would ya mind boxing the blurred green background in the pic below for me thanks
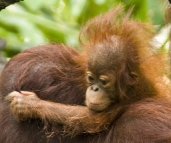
[0,0,170,58]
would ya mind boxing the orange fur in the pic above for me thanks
[1,6,171,143]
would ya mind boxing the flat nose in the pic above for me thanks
[91,85,99,91]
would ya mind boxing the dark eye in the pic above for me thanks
[100,79,107,85]
[87,75,94,82]
[86,71,95,83]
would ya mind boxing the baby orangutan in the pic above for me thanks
[4,6,171,142]
[7,35,124,134]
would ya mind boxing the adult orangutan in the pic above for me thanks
[2,6,171,143]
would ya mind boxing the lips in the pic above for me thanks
[87,101,103,111]
[89,102,100,108]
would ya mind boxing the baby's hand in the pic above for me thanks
[6,91,41,121]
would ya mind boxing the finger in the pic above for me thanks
[9,91,22,97]
[21,91,36,96]
[5,91,22,101]
[5,95,14,102]
[14,114,27,122]
[17,112,28,121]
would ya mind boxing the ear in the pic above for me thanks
[128,72,139,86]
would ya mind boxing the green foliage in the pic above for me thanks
[0,0,167,57]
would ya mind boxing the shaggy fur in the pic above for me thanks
[0,6,171,143]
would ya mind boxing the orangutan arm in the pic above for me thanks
[6,91,89,122]
[6,91,107,135]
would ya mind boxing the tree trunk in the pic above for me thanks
[0,0,23,11]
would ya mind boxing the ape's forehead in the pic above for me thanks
[87,39,125,73]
